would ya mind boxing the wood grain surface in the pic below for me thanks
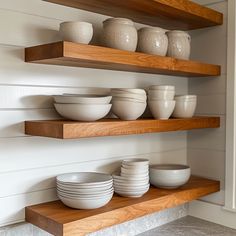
[44,0,223,30]
[25,41,221,77]
[25,176,220,236]
[25,117,220,139]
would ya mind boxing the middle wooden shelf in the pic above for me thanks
[25,41,221,77]
[25,116,220,139]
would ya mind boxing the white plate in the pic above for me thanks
[57,172,112,185]
[53,95,112,104]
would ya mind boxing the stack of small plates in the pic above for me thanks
[112,158,150,198]
[57,172,114,209]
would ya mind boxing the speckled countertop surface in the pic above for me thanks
[138,216,236,236]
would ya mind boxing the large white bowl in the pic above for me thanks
[57,172,112,185]
[60,21,93,44]
[172,100,197,118]
[53,95,112,104]
[148,90,175,100]
[150,164,191,189]
[148,100,175,120]
[54,103,112,121]
[112,100,146,120]
[59,192,113,209]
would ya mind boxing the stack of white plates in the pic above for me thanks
[53,94,112,121]
[148,85,176,120]
[111,88,147,120]
[112,158,150,198]
[57,172,114,209]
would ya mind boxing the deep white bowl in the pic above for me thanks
[112,92,146,100]
[122,158,149,166]
[175,95,197,100]
[115,187,149,198]
[112,100,146,120]
[121,172,149,178]
[172,100,197,118]
[54,103,112,121]
[53,95,112,104]
[112,88,146,95]
[150,164,191,189]
[121,167,148,175]
[148,90,175,100]
[57,172,112,185]
[112,97,146,103]
[58,192,113,209]
[148,85,175,91]
[148,100,175,120]
[60,21,93,44]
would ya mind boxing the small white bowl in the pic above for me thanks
[148,100,175,120]
[148,90,175,100]
[53,95,112,104]
[60,21,93,44]
[112,92,146,101]
[112,172,149,182]
[57,185,113,194]
[58,192,113,209]
[112,97,146,103]
[54,103,112,121]
[150,164,191,189]
[122,158,149,166]
[148,85,175,91]
[114,185,149,192]
[121,167,148,175]
[172,100,197,118]
[112,88,146,95]
[112,100,146,120]
[175,95,197,100]
[115,187,149,198]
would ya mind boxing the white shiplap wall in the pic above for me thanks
[188,0,227,205]
[0,0,188,229]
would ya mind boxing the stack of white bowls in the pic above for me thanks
[111,89,147,120]
[57,172,114,209]
[148,85,176,119]
[172,95,197,118]
[53,94,112,121]
[112,159,150,198]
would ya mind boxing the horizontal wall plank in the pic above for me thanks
[0,149,186,198]
[0,133,186,173]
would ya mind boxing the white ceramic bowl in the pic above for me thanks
[121,172,149,178]
[122,158,149,166]
[121,164,149,171]
[148,100,175,120]
[172,100,197,118]
[54,103,112,121]
[114,185,149,192]
[112,172,149,182]
[148,85,175,91]
[53,95,112,104]
[149,164,191,189]
[114,187,149,198]
[58,192,113,209]
[112,95,146,102]
[112,97,146,104]
[148,90,175,100]
[113,180,149,186]
[112,100,146,120]
[57,172,112,185]
[175,95,197,100]
[60,21,93,44]
[121,167,148,175]
[112,88,146,95]
[57,185,113,194]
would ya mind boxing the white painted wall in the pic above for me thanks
[188,0,227,205]
[0,0,188,231]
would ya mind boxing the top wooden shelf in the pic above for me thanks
[44,0,223,30]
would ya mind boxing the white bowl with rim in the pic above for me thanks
[148,85,175,91]
[148,100,175,120]
[150,164,191,189]
[172,100,197,118]
[60,21,93,44]
[121,167,148,175]
[58,192,113,209]
[111,88,146,95]
[112,100,146,120]
[148,90,175,100]
[122,158,149,166]
[53,95,112,104]
[54,103,112,121]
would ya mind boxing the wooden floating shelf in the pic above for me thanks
[25,41,221,77]
[25,117,220,139]
[26,176,220,236]
[44,0,223,30]
[25,42,220,77]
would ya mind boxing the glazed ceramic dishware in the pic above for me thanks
[148,100,176,120]
[103,18,138,51]
[172,95,197,118]
[148,90,175,100]
[166,30,191,60]
[56,172,114,209]
[149,164,191,189]
[148,85,175,91]
[59,21,93,44]
[53,95,112,104]
[54,103,112,121]
[112,100,146,120]
[138,27,168,56]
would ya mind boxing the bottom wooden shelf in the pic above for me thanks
[26,176,220,236]
[25,117,220,139]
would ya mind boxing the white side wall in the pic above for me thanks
[0,0,188,234]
